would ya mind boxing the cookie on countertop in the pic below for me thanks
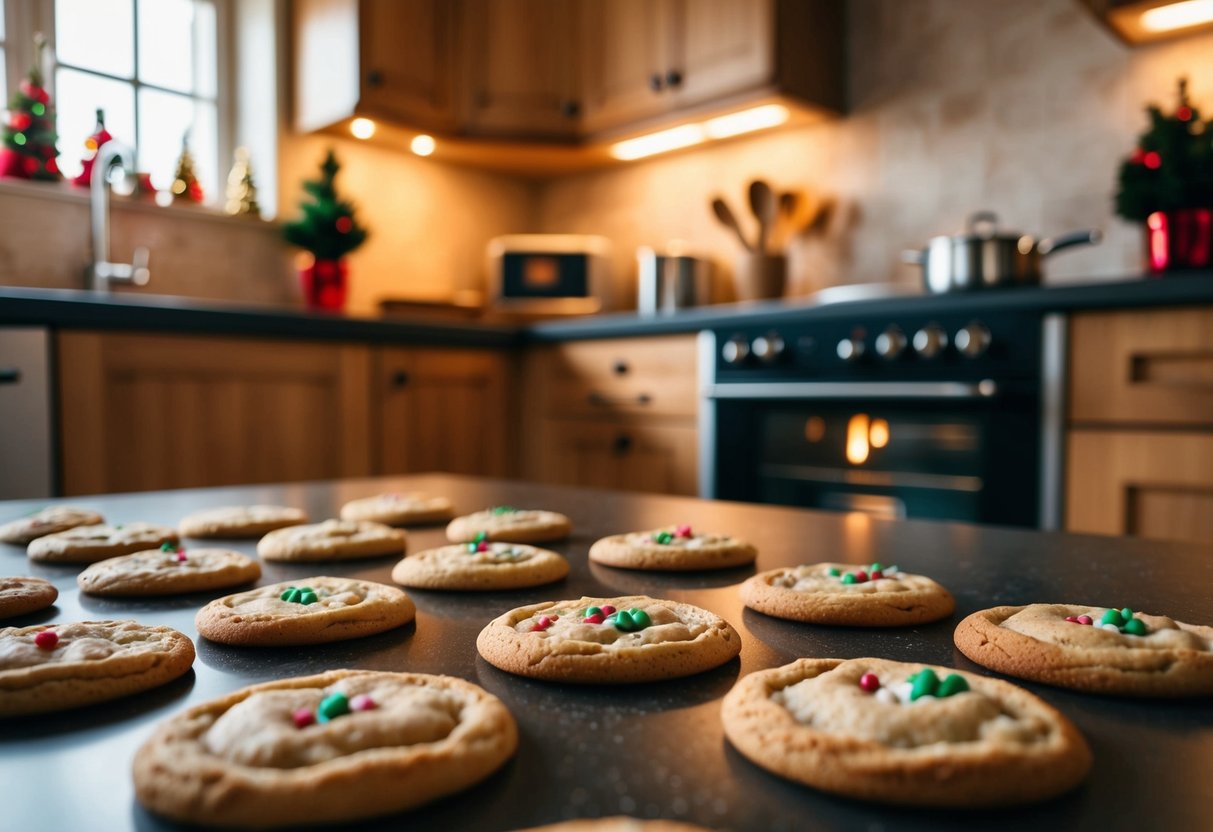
[179,505,308,539]
[0,577,58,620]
[27,522,179,564]
[133,669,517,829]
[954,603,1213,697]
[0,506,104,545]
[77,543,261,597]
[447,507,571,544]
[740,561,955,626]
[392,540,569,591]
[257,519,406,562]
[0,620,195,717]
[340,492,454,527]
[477,595,740,684]
[721,657,1091,807]
[589,525,756,571]
[195,576,416,646]
[515,819,714,832]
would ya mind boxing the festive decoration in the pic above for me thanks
[0,34,61,181]
[1146,208,1212,271]
[71,109,114,187]
[858,672,881,693]
[170,133,205,203]
[466,531,490,553]
[491,506,516,515]
[652,531,675,544]
[317,692,351,723]
[224,146,261,216]
[279,586,319,605]
[838,563,898,584]
[160,541,187,561]
[907,668,969,701]
[34,629,59,650]
[530,614,558,632]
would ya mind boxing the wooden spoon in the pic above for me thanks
[748,180,776,253]
[711,196,752,252]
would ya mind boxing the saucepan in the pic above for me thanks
[903,211,1102,293]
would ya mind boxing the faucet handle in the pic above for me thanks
[131,246,150,286]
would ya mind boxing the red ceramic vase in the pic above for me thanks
[300,257,348,311]
[1146,209,1213,273]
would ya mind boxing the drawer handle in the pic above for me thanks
[0,367,20,384]
[390,370,410,389]
[588,392,651,407]
[612,433,633,455]
[612,360,630,376]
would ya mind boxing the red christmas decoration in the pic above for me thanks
[1143,151,1162,169]
[0,34,61,181]
[72,109,115,187]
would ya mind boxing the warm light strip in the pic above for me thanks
[1140,0,1213,31]
[703,104,789,139]
[411,134,436,156]
[609,124,705,160]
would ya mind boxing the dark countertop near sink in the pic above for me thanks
[3,274,1213,346]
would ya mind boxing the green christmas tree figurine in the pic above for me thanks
[283,149,369,259]
[224,147,261,217]
[170,133,204,203]
[0,33,61,181]
[1115,78,1213,221]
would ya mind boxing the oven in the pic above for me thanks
[699,309,1065,528]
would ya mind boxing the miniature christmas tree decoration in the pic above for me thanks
[224,147,261,217]
[170,133,205,204]
[0,33,62,181]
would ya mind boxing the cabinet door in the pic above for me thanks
[538,419,698,496]
[579,0,673,135]
[1066,429,1213,545]
[359,0,457,130]
[377,348,512,477]
[57,333,372,495]
[458,0,581,138]
[667,0,774,107]
[540,335,699,419]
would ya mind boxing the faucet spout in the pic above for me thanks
[88,142,150,292]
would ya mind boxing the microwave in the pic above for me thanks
[487,234,613,314]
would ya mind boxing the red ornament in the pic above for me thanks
[1177,106,1193,122]
[1129,147,1146,164]
[335,216,353,234]
[19,80,49,105]
[300,257,349,311]
[45,158,58,174]
[1143,151,1162,170]
[11,113,31,131]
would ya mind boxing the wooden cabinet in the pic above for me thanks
[579,0,674,134]
[1065,308,1213,545]
[358,0,457,131]
[523,335,699,496]
[667,0,775,110]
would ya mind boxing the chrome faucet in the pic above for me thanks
[88,141,150,291]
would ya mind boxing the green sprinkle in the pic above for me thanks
[1122,618,1147,636]
[279,587,298,602]
[491,506,515,515]
[628,608,652,629]
[1100,609,1125,627]
[474,531,488,543]
[160,542,177,552]
[298,589,319,605]
[841,573,856,585]
[584,606,602,618]
[870,562,883,572]
[1120,607,1134,620]
[827,567,841,577]
[612,610,636,631]
[909,669,940,701]
[936,674,969,698]
[316,692,350,723]
[652,531,674,544]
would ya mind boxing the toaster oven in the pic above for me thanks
[487,234,613,314]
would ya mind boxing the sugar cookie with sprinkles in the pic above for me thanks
[77,543,261,597]
[446,506,571,544]
[589,525,757,571]
[133,669,517,829]
[340,492,455,526]
[257,519,407,562]
[0,506,103,545]
[476,594,740,683]
[954,603,1213,697]
[721,657,1091,807]
[740,562,954,626]
[26,522,179,564]
[392,539,568,590]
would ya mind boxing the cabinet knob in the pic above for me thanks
[561,99,581,118]
[612,360,629,376]
[649,73,665,92]
[390,370,410,389]
[612,434,633,455]
[367,69,384,88]
[665,69,683,89]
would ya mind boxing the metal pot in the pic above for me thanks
[903,211,1102,293]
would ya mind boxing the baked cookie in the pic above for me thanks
[721,657,1091,807]
[27,522,179,564]
[0,620,195,717]
[0,506,104,545]
[392,541,569,591]
[133,669,517,829]
[340,492,455,526]
[740,562,954,626]
[257,520,407,562]
[954,603,1213,697]
[515,820,713,832]
[77,544,261,597]
[195,576,416,646]
[447,507,571,544]
[179,505,308,539]
[0,577,58,620]
[589,525,756,571]
[477,595,740,684]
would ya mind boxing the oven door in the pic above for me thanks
[705,381,1040,526]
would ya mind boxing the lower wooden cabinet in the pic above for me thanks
[536,419,698,496]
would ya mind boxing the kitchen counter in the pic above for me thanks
[2,474,1209,831]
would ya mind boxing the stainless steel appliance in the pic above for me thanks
[0,327,54,499]
[487,234,613,315]
[636,246,713,314]
[699,309,1064,527]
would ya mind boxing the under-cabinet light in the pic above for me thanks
[609,124,705,160]
[703,104,789,139]
[1140,0,1213,31]
[411,134,436,156]
[350,118,376,140]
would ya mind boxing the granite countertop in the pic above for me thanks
[1,473,1210,831]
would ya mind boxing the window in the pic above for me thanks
[52,0,223,201]
[0,0,8,103]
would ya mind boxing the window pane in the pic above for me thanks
[0,48,6,110]
[138,87,217,200]
[0,0,6,40]
[55,0,134,78]
[55,67,136,181]
[138,0,202,94]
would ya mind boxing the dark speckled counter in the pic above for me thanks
[1,475,1210,831]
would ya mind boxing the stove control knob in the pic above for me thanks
[751,333,785,363]
[912,324,948,359]
[874,326,907,360]
[955,322,992,358]
[721,336,750,365]
[836,336,866,362]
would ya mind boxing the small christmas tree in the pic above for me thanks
[71,109,114,187]
[282,150,368,259]
[1116,78,1213,221]
[0,34,61,181]
[170,133,204,203]
[224,147,261,217]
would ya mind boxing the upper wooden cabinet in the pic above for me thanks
[358,0,458,131]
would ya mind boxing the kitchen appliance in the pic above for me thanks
[487,234,612,315]
[700,309,1064,528]
[904,212,1101,293]
[637,246,713,315]
[0,327,54,499]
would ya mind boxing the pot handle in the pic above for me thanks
[1038,229,1103,256]
[901,249,925,266]
[967,211,1000,238]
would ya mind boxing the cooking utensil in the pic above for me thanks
[711,197,752,252]
[748,180,776,252]
[903,211,1102,293]
[772,191,800,249]
[637,246,714,315]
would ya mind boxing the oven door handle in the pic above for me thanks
[701,380,998,400]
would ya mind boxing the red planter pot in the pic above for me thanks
[300,257,348,311]
[1146,209,1213,273]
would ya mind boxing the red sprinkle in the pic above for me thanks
[476,541,488,552]
[350,694,377,712]
[531,615,554,632]
[292,707,315,728]
[675,524,692,538]
[583,613,605,625]
[1065,616,1079,623]
[34,630,58,650]
[175,551,188,562]
[854,570,869,583]
[1077,615,1093,625]
[870,569,883,580]
[600,605,617,615]
[859,672,881,692]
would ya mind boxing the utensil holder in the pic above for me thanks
[733,252,787,301]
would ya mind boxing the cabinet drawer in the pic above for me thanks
[537,418,698,496]
[1070,308,1213,427]
[542,336,698,418]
